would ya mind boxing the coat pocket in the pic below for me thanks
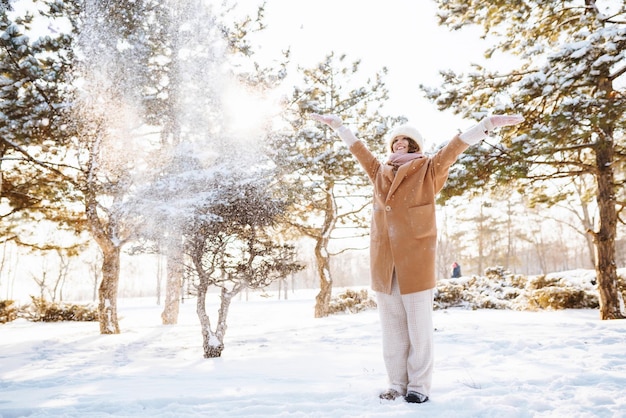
[406,203,437,239]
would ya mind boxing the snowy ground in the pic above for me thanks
[1,290,625,418]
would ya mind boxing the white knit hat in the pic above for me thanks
[388,124,424,153]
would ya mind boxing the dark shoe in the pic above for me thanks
[404,391,429,403]
[379,389,403,400]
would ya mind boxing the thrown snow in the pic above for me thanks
[1,290,625,417]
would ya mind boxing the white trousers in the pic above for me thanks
[376,275,434,396]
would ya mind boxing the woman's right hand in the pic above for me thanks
[310,113,343,130]
[309,113,358,146]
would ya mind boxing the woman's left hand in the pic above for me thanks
[488,115,525,128]
[460,114,525,145]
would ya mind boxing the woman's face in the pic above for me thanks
[392,136,412,154]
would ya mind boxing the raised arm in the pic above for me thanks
[311,112,524,148]
[309,113,359,146]
[459,115,525,145]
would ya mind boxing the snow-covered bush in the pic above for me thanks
[434,281,466,307]
[618,274,626,302]
[332,268,618,313]
[435,267,528,310]
[435,267,602,311]
[22,297,98,322]
[527,275,561,290]
[527,287,597,310]
[0,300,18,324]
[526,272,599,310]
[328,289,377,315]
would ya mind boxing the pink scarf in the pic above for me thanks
[386,152,424,170]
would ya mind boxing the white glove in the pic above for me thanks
[459,115,524,145]
[309,113,358,146]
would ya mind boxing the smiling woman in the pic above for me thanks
[310,111,523,403]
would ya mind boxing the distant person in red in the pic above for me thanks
[310,112,523,404]
[452,262,462,278]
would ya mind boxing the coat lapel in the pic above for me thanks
[383,164,395,183]
[387,160,415,199]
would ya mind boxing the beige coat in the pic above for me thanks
[349,136,469,295]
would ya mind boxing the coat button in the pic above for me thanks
[385,205,391,211]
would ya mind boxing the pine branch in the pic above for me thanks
[609,64,626,82]
[0,137,69,179]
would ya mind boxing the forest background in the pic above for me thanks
[0,0,625,336]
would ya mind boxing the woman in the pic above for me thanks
[310,112,523,404]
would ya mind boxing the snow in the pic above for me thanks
[2,289,626,417]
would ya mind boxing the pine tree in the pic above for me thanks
[424,0,625,319]
[0,2,84,260]
[68,0,168,334]
[268,53,399,317]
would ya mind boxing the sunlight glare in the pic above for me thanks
[221,81,280,139]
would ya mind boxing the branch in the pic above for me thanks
[617,201,625,225]
[10,236,84,252]
[609,64,626,82]
[1,137,72,180]
[597,9,625,24]
[329,245,368,256]
[336,201,370,219]
[486,143,596,174]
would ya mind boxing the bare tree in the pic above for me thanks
[185,169,302,358]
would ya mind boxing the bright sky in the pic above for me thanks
[245,0,491,149]
[12,0,491,147]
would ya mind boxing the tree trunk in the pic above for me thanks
[477,202,485,274]
[574,181,598,268]
[98,245,121,334]
[203,340,224,358]
[284,277,289,300]
[161,238,183,325]
[314,182,336,318]
[505,199,513,271]
[593,131,624,320]
[156,253,163,305]
[197,282,233,358]
[314,240,333,318]
[86,194,123,334]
